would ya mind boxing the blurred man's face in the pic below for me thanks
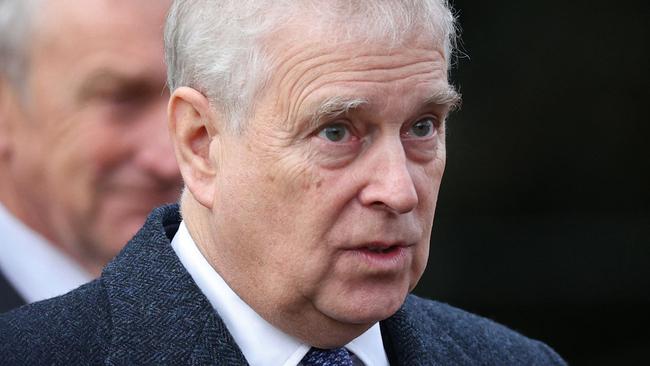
[2,0,180,274]
[206,28,456,341]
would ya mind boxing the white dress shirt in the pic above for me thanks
[0,203,92,303]
[171,221,390,366]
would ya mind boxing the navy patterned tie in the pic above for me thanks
[301,347,354,366]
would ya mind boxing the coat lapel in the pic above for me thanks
[381,296,473,365]
[101,205,249,365]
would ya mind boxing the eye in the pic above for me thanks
[407,117,437,138]
[317,122,352,143]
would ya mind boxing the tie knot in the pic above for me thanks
[301,347,354,366]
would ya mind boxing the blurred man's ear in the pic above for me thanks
[168,87,221,209]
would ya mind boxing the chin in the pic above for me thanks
[321,287,409,326]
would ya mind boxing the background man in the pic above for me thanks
[0,1,565,364]
[0,0,181,311]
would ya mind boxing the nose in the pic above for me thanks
[358,139,419,214]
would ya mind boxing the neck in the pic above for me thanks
[0,175,98,277]
[0,174,52,244]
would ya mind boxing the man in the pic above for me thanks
[0,0,181,311]
[0,1,566,364]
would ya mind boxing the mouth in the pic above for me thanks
[362,244,402,255]
[346,242,413,271]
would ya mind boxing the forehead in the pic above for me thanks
[34,0,169,49]
[261,28,452,129]
[26,0,169,92]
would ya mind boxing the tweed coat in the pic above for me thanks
[0,205,565,365]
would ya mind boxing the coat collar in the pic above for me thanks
[381,295,474,365]
[101,204,249,365]
[99,204,460,365]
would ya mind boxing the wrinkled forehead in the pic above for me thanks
[256,34,454,134]
[257,10,449,96]
[254,3,451,106]
[261,3,446,61]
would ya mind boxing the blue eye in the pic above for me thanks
[318,123,351,142]
[408,118,436,138]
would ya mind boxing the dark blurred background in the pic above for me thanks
[414,0,649,364]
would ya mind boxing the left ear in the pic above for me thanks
[167,87,222,209]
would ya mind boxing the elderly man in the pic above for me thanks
[0,1,565,364]
[0,0,181,311]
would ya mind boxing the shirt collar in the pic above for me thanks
[171,220,389,366]
[0,203,92,303]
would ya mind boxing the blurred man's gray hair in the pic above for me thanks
[0,0,41,91]
[164,0,458,133]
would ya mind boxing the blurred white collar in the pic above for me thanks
[171,220,389,366]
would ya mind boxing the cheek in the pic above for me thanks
[267,143,324,194]
[214,147,313,249]
[413,158,444,214]
[39,117,90,185]
[50,113,130,211]
[410,157,443,279]
[232,150,337,264]
[409,241,430,291]
[240,148,332,241]
[83,117,134,172]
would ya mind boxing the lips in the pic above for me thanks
[363,243,403,254]
[366,246,396,254]
[353,241,412,251]
[345,241,413,271]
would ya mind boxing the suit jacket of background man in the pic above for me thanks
[0,270,25,313]
[0,205,566,365]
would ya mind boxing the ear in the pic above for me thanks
[168,87,221,209]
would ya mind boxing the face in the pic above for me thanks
[2,0,180,274]
[203,29,457,337]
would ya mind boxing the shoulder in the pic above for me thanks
[0,205,185,365]
[399,295,566,365]
[0,278,110,365]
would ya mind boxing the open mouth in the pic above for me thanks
[365,245,400,254]
[350,243,410,269]
[342,241,412,271]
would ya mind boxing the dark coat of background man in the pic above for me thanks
[1,1,566,365]
[0,0,182,311]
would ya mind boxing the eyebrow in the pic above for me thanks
[304,83,462,130]
[309,96,369,128]
[424,84,462,112]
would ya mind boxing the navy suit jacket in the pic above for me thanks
[0,269,25,313]
[0,205,565,365]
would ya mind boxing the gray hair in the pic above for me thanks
[0,0,41,90]
[165,0,458,132]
